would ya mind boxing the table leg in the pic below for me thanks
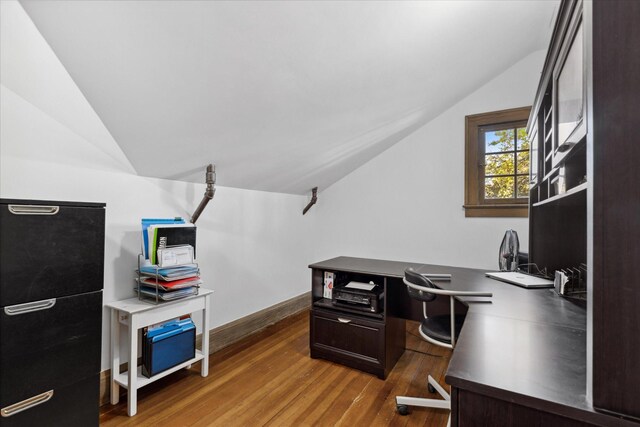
[127,315,138,416]
[110,309,120,405]
[202,295,210,377]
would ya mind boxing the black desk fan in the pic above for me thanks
[499,229,520,271]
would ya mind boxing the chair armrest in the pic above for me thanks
[420,273,452,281]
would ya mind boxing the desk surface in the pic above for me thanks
[309,257,627,426]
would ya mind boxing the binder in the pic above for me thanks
[142,318,196,378]
[141,218,185,259]
[148,225,197,265]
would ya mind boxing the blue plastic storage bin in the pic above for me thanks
[142,318,196,378]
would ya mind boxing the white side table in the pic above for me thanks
[105,288,213,416]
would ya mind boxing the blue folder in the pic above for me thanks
[142,318,195,378]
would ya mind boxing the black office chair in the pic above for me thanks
[396,268,492,425]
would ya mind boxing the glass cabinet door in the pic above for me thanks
[554,19,586,154]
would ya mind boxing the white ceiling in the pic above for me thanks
[20,0,557,195]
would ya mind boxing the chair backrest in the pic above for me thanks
[404,268,437,303]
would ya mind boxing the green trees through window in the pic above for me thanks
[482,127,529,200]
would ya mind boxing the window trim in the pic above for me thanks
[464,106,531,218]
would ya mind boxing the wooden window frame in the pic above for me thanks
[464,106,531,218]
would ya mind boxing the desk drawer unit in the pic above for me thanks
[310,309,385,378]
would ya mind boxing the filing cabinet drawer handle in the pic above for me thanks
[1,390,54,417]
[337,318,352,324]
[4,299,56,316]
[8,204,60,215]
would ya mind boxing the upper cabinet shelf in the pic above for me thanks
[532,182,586,207]
[528,1,586,206]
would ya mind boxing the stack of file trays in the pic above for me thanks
[135,260,200,302]
[142,318,195,378]
[137,218,202,304]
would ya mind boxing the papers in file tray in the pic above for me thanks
[135,285,199,301]
[157,245,194,267]
[136,276,202,291]
[139,264,199,281]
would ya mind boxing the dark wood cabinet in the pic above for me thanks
[590,0,640,419]
[310,309,386,377]
[527,0,640,422]
[456,390,599,427]
[308,266,405,379]
[0,199,105,426]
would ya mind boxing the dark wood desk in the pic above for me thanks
[309,256,636,427]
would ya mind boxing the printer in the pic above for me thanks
[332,281,383,313]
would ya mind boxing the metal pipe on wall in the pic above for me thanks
[302,187,318,215]
[190,164,216,224]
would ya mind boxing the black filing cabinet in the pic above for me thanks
[0,199,105,426]
[311,308,386,376]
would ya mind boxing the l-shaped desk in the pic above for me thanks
[309,257,634,427]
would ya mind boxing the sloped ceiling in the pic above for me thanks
[20,0,557,194]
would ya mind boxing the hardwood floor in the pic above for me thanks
[100,311,451,426]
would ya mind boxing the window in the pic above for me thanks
[483,125,529,200]
[464,107,531,217]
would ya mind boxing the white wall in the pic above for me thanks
[0,1,314,371]
[1,0,544,374]
[312,50,546,270]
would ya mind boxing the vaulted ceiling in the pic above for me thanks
[20,0,557,194]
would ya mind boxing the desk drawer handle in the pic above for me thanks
[1,390,54,417]
[337,318,352,324]
[8,204,60,215]
[4,299,56,316]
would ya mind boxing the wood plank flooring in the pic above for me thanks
[100,311,450,426]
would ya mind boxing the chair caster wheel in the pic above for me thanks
[396,404,410,416]
[428,383,436,393]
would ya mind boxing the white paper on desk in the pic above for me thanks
[345,281,376,291]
